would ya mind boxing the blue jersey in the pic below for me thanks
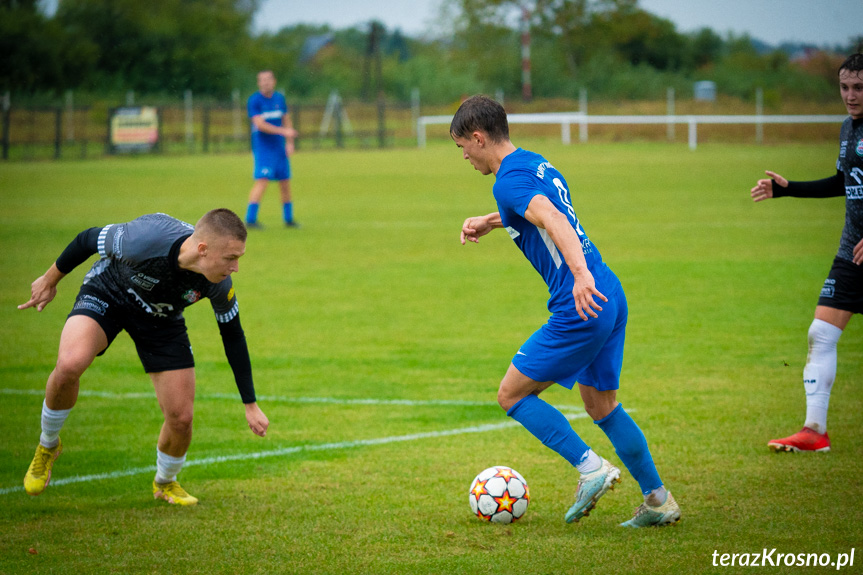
[493,148,619,313]
[248,91,288,154]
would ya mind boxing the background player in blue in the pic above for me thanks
[19,209,270,506]
[751,53,863,453]
[452,95,680,527]
[246,70,299,228]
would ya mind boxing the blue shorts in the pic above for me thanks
[253,150,290,181]
[512,287,627,391]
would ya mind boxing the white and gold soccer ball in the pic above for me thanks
[468,466,530,523]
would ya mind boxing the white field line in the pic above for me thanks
[0,387,586,412]
[0,411,600,496]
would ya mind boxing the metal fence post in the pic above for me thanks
[377,96,386,148]
[755,87,764,144]
[688,117,697,150]
[667,87,675,141]
[54,107,62,159]
[184,90,194,153]
[335,97,343,148]
[579,89,588,143]
[1,92,10,160]
[203,105,210,153]
[106,107,113,154]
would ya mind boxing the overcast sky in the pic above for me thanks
[253,0,862,48]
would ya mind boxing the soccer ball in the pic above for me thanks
[468,466,530,523]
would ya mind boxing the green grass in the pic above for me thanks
[1,141,861,574]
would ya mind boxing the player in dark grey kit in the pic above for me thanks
[20,209,269,504]
[751,53,863,453]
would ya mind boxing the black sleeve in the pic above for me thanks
[55,227,101,274]
[218,314,256,404]
[774,171,845,199]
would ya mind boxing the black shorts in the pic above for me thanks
[817,257,863,315]
[68,285,195,373]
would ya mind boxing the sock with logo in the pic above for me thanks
[803,318,842,434]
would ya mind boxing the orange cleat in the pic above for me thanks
[768,427,830,453]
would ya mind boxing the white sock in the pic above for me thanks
[803,319,842,434]
[40,399,71,449]
[155,449,186,484]
[576,449,602,474]
[645,486,668,507]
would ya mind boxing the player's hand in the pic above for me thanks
[750,170,788,202]
[460,215,493,245]
[853,237,863,265]
[18,274,58,312]
[572,271,607,321]
[244,402,270,437]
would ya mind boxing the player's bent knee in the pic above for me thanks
[164,410,194,435]
[53,352,93,382]
[498,386,527,412]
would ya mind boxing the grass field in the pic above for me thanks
[1,139,861,574]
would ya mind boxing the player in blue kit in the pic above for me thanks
[751,53,863,453]
[246,70,299,228]
[452,95,680,527]
[19,210,270,505]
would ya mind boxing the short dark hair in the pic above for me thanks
[839,53,863,74]
[450,95,510,143]
[196,208,247,242]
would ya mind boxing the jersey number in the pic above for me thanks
[553,178,585,237]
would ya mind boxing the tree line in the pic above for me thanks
[2,0,859,105]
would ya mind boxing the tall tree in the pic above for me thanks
[0,1,97,93]
[56,0,258,95]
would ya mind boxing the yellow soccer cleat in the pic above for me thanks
[153,480,198,506]
[24,438,63,496]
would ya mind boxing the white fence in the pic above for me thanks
[417,112,847,150]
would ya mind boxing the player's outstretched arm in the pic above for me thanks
[460,212,501,245]
[751,170,788,202]
[18,263,66,312]
[244,402,269,437]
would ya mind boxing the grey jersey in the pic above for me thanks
[837,118,863,262]
[82,213,238,323]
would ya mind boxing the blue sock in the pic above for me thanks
[246,203,259,224]
[595,403,662,494]
[507,395,590,467]
[283,202,293,224]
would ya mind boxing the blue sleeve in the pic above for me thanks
[494,172,542,218]
[247,94,260,119]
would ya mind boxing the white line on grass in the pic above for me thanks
[0,412,596,496]
[0,388,586,412]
